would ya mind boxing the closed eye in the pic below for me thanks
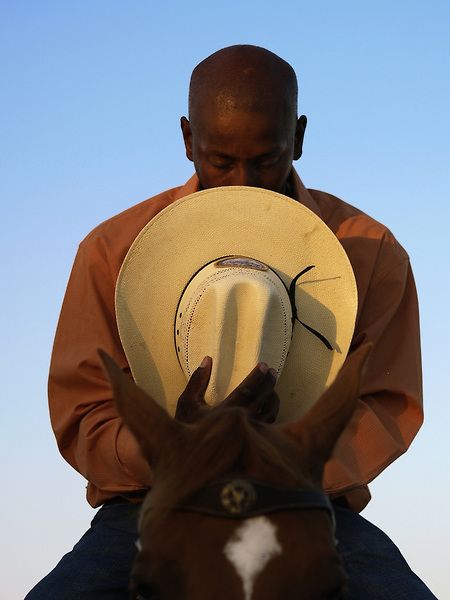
[208,154,234,169]
[211,162,232,170]
[256,155,280,168]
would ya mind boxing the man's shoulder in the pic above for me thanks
[309,188,409,276]
[309,188,386,235]
[72,184,184,275]
[77,184,182,270]
[84,185,181,245]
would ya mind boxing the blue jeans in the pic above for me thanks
[25,501,437,599]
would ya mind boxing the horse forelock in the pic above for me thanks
[144,407,303,525]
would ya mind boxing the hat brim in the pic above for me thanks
[116,186,357,423]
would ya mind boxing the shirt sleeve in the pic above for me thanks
[48,233,153,504]
[322,245,423,507]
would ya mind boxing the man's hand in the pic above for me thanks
[175,356,279,424]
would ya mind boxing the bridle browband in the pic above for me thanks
[176,478,336,531]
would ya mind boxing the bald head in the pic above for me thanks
[181,45,306,194]
[189,45,298,124]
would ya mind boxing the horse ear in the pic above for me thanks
[98,349,185,466]
[282,343,372,482]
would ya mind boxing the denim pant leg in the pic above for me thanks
[334,505,438,600]
[24,501,438,600]
[25,502,141,600]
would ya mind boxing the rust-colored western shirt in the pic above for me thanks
[49,171,423,511]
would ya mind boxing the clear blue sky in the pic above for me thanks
[1,2,449,598]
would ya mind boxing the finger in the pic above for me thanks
[243,369,279,421]
[225,362,270,407]
[179,356,212,405]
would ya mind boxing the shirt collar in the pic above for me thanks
[289,169,322,218]
[174,169,322,219]
[173,174,200,201]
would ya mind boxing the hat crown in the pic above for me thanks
[176,259,293,405]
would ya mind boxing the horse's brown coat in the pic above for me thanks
[100,343,371,600]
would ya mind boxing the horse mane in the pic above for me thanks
[146,407,302,524]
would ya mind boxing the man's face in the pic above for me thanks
[181,105,306,194]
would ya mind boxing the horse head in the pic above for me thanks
[100,344,370,600]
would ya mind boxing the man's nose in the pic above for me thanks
[232,165,260,187]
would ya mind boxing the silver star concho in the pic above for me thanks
[220,480,257,515]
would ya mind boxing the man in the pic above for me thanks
[26,46,435,598]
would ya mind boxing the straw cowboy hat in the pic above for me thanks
[116,186,357,423]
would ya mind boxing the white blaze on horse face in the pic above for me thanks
[223,517,282,600]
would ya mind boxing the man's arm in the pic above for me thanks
[323,251,423,511]
[49,235,153,506]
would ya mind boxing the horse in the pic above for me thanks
[100,343,370,600]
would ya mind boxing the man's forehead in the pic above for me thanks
[194,107,291,146]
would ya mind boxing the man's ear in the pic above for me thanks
[98,349,186,467]
[293,115,307,160]
[281,343,372,483]
[180,116,193,161]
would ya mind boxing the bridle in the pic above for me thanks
[176,477,336,532]
[133,479,336,599]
